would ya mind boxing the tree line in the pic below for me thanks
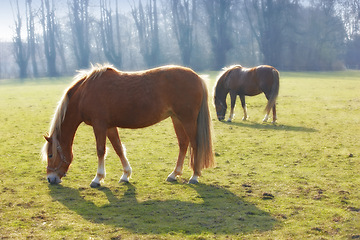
[4,0,360,79]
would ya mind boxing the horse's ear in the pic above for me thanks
[44,135,52,143]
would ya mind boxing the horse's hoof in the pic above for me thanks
[119,179,129,183]
[90,182,101,188]
[227,119,232,122]
[166,176,177,182]
[188,179,199,184]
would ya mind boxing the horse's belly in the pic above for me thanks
[116,117,168,129]
[245,89,262,96]
[111,109,170,129]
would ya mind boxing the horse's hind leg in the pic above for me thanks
[179,120,200,184]
[272,104,277,123]
[107,127,132,183]
[167,118,189,182]
[263,113,270,122]
[263,93,277,123]
[262,93,271,122]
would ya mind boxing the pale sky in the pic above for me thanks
[0,1,15,42]
[0,0,134,42]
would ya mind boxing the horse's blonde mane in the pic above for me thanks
[216,65,242,85]
[74,63,115,82]
[41,85,70,162]
[42,63,114,162]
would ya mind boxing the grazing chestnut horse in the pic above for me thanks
[42,64,214,187]
[214,65,279,123]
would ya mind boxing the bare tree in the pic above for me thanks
[100,0,122,68]
[310,0,346,69]
[131,0,160,67]
[40,0,58,77]
[338,0,360,40]
[171,0,196,66]
[12,0,29,79]
[244,0,291,68]
[202,0,233,70]
[339,0,360,68]
[27,0,38,77]
[54,18,68,74]
[69,0,90,69]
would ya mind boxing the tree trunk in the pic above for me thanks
[69,0,90,69]
[41,0,58,77]
[13,0,29,79]
[131,0,160,68]
[203,0,233,70]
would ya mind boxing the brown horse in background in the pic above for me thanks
[42,64,214,187]
[214,65,279,123]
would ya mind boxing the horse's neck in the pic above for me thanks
[218,77,230,96]
[58,107,82,151]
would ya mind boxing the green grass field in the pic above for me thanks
[0,71,359,239]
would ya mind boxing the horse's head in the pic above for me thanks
[43,135,71,184]
[214,96,227,121]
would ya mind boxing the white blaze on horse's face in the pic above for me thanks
[44,136,68,184]
[46,151,63,184]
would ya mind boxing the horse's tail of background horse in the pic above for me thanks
[191,78,215,176]
[265,69,280,113]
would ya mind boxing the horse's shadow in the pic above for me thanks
[49,183,278,235]
[224,120,317,132]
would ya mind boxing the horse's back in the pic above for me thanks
[226,65,278,96]
[255,65,277,78]
[77,65,205,128]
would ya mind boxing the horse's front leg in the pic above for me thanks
[167,118,189,182]
[90,126,107,188]
[228,91,237,122]
[240,95,248,121]
[107,128,132,183]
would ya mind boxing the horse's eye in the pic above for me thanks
[48,154,53,158]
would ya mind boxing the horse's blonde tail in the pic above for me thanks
[265,69,280,113]
[192,80,215,176]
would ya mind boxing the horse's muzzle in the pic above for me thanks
[47,173,62,184]
[217,116,225,121]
